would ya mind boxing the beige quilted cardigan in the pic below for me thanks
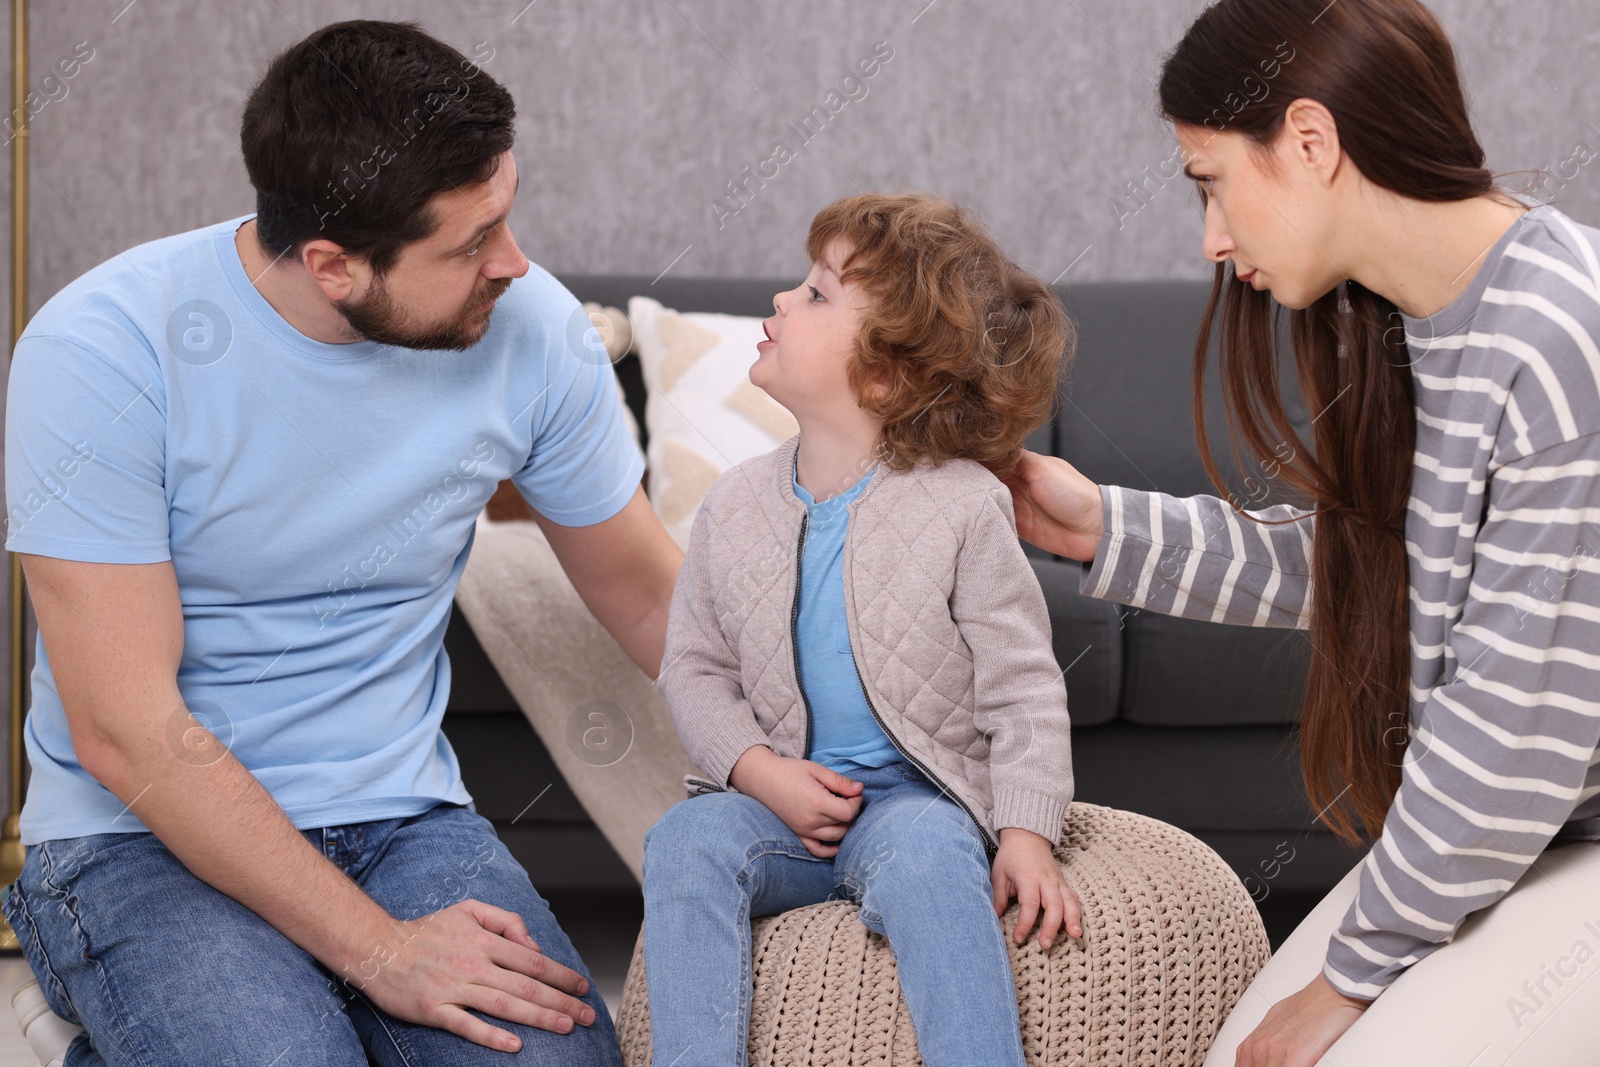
[655,434,1074,849]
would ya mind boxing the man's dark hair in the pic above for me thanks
[240,19,515,277]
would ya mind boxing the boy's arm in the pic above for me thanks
[949,485,1075,843]
[655,490,776,788]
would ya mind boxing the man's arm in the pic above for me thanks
[532,485,683,679]
[21,553,597,1053]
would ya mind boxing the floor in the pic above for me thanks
[0,892,643,1065]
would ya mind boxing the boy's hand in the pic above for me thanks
[991,827,1083,949]
[728,745,864,857]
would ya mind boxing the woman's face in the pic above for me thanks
[1174,122,1345,310]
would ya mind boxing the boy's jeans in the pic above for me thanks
[0,801,621,1066]
[641,761,1027,1067]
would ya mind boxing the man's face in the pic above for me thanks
[337,151,530,351]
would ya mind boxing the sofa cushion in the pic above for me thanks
[1071,721,1314,832]
[1040,280,1315,729]
[1121,610,1310,727]
[561,275,788,321]
[1028,555,1120,726]
[1048,279,1311,499]
[563,275,1311,508]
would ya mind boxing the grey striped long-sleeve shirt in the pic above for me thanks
[1078,201,1600,1000]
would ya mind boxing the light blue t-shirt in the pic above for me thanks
[3,213,645,844]
[792,458,901,775]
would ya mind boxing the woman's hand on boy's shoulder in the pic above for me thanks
[991,827,1083,950]
[1002,450,1105,562]
[729,745,865,858]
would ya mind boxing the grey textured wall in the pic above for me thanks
[2,0,1598,804]
[16,0,1600,316]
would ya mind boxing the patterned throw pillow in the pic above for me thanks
[628,295,799,548]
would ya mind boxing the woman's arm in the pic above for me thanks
[1321,430,1600,998]
[1082,482,1315,629]
[1006,450,1316,629]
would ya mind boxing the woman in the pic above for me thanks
[1007,0,1600,1064]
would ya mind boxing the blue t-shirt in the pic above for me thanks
[792,458,901,774]
[3,213,645,844]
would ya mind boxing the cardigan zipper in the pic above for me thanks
[837,521,998,856]
[791,511,815,758]
[793,500,996,857]
[847,656,998,856]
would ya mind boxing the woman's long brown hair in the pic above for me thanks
[1158,0,1496,844]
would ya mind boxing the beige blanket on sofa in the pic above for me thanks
[453,515,695,882]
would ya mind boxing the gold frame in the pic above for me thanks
[1,0,30,952]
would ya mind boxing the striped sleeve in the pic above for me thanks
[1077,483,1315,629]
[1323,431,1600,999]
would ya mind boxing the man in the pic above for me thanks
[2,19,680,1065]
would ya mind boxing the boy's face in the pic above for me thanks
[331,150,531,351]
[751,238,872,418]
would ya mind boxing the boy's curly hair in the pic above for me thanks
[806,193,1073,480]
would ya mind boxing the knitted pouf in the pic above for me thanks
[617,802,1270,1066]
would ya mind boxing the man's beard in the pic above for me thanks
[337,273,511,351]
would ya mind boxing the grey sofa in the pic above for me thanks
[440,273,1368,944]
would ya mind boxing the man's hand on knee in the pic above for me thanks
[344,897,597,1054]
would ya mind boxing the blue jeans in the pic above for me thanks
[640,761,1025,1067]
[0,802,621,1066]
